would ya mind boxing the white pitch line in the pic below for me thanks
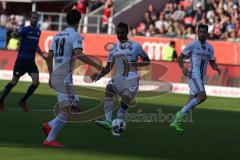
[6,108,53,112]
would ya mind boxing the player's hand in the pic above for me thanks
[182,67,189,77]
[90,73,100,82]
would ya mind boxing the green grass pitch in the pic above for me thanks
[0,80,239,160]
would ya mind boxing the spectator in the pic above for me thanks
[147,4,158,22]
[155,13,168,31]
[101,0,113,33]
[183,26,196,39]
[0,12,7,27]
[130,1,240,41]
[165,25,177,37]
[193,1,205,11]
[171,4,185,21]
[162,41,177,61]
[89,0,105,12]
[41,15,53,30]
[143,11,153,29]
[5,15,19,43]
[146,24,156,37]
[75,0,88,14]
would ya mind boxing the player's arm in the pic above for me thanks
[209,60,221,75]
[74,48,102,70]
[46,50,54,88]
[178,43,192,77]
[137,53,150,67]
[134,46,150,67]
[208,46,221,74]
[91,61,114,82]
[178,53,189,77]
[36,46,46,60]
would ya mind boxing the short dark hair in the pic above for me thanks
[170,41,175,46]
[198,24,208,31]
[66,9,81,25]
[117,22,129,33]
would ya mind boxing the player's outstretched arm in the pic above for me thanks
[178,53,189,77]
[36,46,46,60]
[46,51,54,88]
[136,54,150,67]
[91,62,114,82]
[209,60,221,75]
[74,48,102,70]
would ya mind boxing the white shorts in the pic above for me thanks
[54,84,79,107]
[109,76,139,99]
[188,78,205,96]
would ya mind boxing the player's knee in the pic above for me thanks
[121,95,132,110]
[105,84,116,98]
[32,81,40,86]
[120,100,129,110]
[197,93,207,103]
[11,80,18,86]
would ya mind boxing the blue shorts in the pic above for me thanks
[13,59,39,77]
[188,78,205,96]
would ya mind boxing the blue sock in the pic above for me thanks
[20,84,38,102]
[180,98,199,115]
[0,82,15,103]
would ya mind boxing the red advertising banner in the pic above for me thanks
[38,32,240,65]
[1,51,240,87]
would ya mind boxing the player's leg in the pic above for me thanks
[117,78,139,120]
[95,82,117,130]
[0,76,19,111]
[43,110,68,148]
[171,78,206,131]
[19,63,40,111]
[0,59,23,111]
[20,72,39,102]
[179,79,206,115]
[43,92,79,147]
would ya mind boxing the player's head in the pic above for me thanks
[169,41,176,48]
[116,22,129,42]
[197,24,208,42]
[66,9,81,26]
[30,12,39,28]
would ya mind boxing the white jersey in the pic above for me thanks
[109,40,148,79]
[183,40,215,81]
[50,27,83,84]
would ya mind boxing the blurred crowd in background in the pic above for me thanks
[0,0,113,49]
[130,0,240,41]
[0,0,240,51]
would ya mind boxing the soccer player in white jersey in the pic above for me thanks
[42,9,102,147]
[91,22,150,136]
[170,24,221,132]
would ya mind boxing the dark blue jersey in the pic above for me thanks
[17,26,41,61]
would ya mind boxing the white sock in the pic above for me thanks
[117,107,127,120]
[104,98,115,122]
[46,114,67,142]
[48,118,57,128]
[180,98,199,115]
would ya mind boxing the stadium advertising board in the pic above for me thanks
[1,50,240,98]
[38,31,240,65]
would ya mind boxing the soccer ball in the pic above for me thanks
[112,119,126,133]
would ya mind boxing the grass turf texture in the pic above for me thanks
[0,80,239,160]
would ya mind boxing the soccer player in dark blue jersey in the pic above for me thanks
[0,12,46,112]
